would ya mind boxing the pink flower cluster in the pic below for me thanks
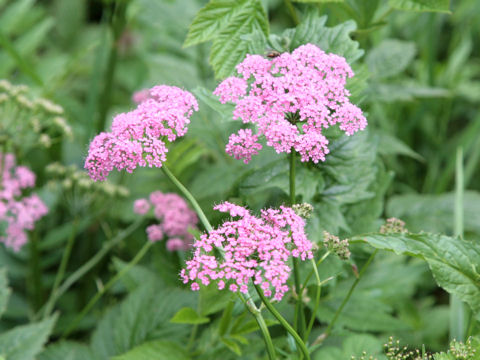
[180,202,313,301]
[133,191,198,251]
[85,86,199,181]
[0,153,48,251]
[213,44,367,163]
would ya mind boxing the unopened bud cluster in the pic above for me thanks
[46,162,129,198]
[323,231,350,260]
[0,80,72,151]
[380,218,407,234]
[292,203,313,219]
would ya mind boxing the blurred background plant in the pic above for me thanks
[0,0,479,359]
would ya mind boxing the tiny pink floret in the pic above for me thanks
[181,202,313,301]
[213,44,367,163]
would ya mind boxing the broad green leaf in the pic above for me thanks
[170,307,210,325]
[184,0,245,47]
[112,340,190,360]
[38,341,93,360]
[198,283,232,316]
[377,131,424,161]
[367,83,450,102]
[386,191,480,235]
[388,0,451,13]
[221,337,242,355]
[290,11,364,63]
[366,39,416,78]
[192,86,235,121]
[112,258,158,292]
[184,0,269,78]
[0,268,9,319]
[0,315,57,360]
[352,233,480,319]
[209,0,269,78]
[91,280,196,358]
[314,334,385,360]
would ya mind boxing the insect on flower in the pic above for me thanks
[265,50,281,58]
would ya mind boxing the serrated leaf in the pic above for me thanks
[290,11,364,63]
[377,131,424,161]
[386,191,480,235]
[388,0,450,13]
[366,39,416,78]
[0,315,57,360]
[0,268,10,320]
[90,281,196,358]
[352,233,480,319]
[170,307,210,324]
[184,0,243,47]
[38,341,94,360]
[112,340,190,360]
[209,0,269,78]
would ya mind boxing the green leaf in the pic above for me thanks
[377,131,424,161]
[386,191,480,235]
[38,341,94,360]
[290,11,364,63]
[170,307,210,324]
[0,315,57,360]
[192,86,235,121]
[221,337,242,355]
[352,233,480,319]
[388,0,451,13]
[90,281,196,358]
[0,268,10,320]
[184,0,269,78]
[314,334,385,360]
[112,340,190,360]
[209,0,269,78]
[366,39,416,78]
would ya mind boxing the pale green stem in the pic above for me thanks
[450,147,467,341]
[162,165,212,232]
[323,250,378,338]
[300,251,330,295]
[289,151,306,339]
[254,284,310,360]
[42,218,79,319]
[62,241,153,337]
[305,258,322,342]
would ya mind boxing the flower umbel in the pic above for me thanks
[133,190,198,250]
[85,85,198,181]
[213,44,367,163]
[0,153,48,251]
[181,202,313,301]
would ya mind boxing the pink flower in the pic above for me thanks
[0,153,48,251]
[180,202,313,300]
[85,85,198,181]
[133,190,198,250]
[133,199,151,215]
[146,224,164,242]
[213,44,367,164]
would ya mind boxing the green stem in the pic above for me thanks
[43,218,79,318]
[300,251,330,295]
[254,284,310,360]
[96,0,127,133]
[63,241,153,338]
[285,0,300,25]
[36,219,142,320]
[450,147,467,341]
[323,250,378,338]
[239,293,277,360]
[29,231,43,311]
[305,258,322,342]
[162,165,213,232]
[289,151,306,339]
